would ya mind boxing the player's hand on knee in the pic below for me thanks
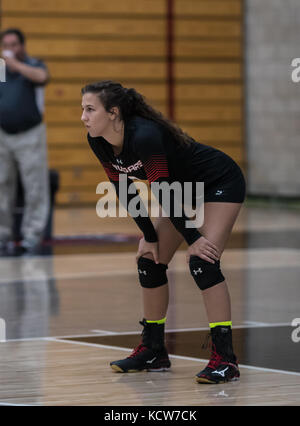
[186,236,220,264]
[136,237,160,265]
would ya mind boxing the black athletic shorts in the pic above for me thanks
[204,156,246,203]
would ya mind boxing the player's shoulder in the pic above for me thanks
[127,116,167,160]
[128,116,164,140]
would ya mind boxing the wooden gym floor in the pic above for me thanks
[0,204,299,406]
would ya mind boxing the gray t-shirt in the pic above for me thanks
[0,55,48,134]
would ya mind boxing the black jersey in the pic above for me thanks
[87,116,239,245]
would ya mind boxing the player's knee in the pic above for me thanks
[137,257,168,288]
[189,255,225,290]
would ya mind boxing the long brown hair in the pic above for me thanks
[81,80,193,146]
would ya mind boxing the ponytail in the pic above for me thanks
[81,80,193,147]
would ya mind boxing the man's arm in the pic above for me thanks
[3,56,49,85]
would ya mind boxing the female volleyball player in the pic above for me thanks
[81,80,246,384]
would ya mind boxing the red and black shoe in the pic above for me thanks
[196,344,240,384]
[196,326,240,384]
[110,343,171,373]
[110,319,171,373]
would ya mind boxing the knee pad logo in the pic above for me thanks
[189,257,224,290]
[137,257,168,288]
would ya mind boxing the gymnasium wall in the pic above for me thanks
[245,0,300,197]
[0,0,245,206]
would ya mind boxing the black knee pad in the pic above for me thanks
[189,255,225,290]
[137,257,168,288]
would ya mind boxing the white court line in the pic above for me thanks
[90,322,292,336]
[0,402,34,406]
[0,269,135,285]
[0,322,293,343]
[45,337,133,353]
[45,337,300,377]
[90,329,119,335]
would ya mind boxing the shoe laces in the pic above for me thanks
[202,333,223,370]
[128,343,147,359]
[207,344,223,369]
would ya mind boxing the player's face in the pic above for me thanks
[81,92,115,137]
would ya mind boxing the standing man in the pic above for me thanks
[0,28,50,255]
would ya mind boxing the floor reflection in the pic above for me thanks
[0,256,59,340]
